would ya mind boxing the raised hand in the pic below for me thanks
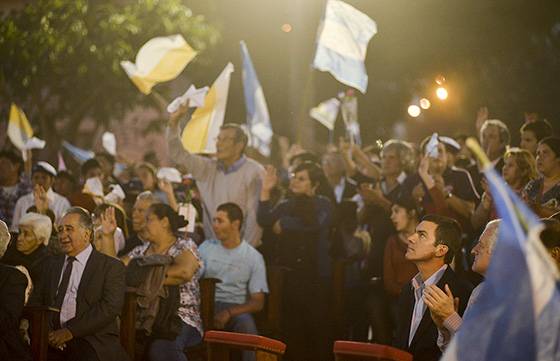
[33,185,49,214]
[100,206,117,236]
[169,101,189,128]
[262,165,278,193]
[158,179,174,195]
[475,106,489,132]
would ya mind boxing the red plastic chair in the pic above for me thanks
[333,341,413,361]
[205,330,286,361]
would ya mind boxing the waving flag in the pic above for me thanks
[312,0,377,93]
[62,141,95,164]
[240,41,273,157]
[181,63,234,153]
[441,139,560,361]
[121,34,197,94]
[309,98,340,130]
[8,103,33,148]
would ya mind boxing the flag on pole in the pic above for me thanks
[240,41,273,157]
[121,34,197,94]
[62,141,95,164]
[309,98,340,131]
[441,139,560,361]
[8,103,33,150]
[312,0,377,93]
[181,63,234,153]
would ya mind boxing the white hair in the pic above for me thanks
[0,220,10,258]
[19,212,52,246]
[0,220,12,258]
[483,219,501,251]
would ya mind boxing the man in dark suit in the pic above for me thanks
[30,207,128,361]
[394,214,473,361]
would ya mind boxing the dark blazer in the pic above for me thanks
[30,248,129,361]
[0,263,32,361]
[394,266,473,361]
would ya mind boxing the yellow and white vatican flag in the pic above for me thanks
[8,103,33,150]
[181,62,234,153]
[121,34,197,94]
[7,103,45,159]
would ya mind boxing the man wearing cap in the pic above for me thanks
[11,161,71,232]
[0,150,32,228]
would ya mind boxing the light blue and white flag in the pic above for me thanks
[312,0,377,93]
[240,40,273,157]
[441,141,560,361]
[62,141,95,164]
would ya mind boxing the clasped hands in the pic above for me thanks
[48,328,73,350]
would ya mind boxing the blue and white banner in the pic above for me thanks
[441,145,560,360]
[312,0,377,93]
[240,40,273,157]
[62,141,95,164]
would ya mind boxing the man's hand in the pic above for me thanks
[169,102,189,129]
[100,206,117,236]
[48,328,73,349]
[34,185,49,214]
[214,309,231,329]
[158,179,174,196]
[424,284,459,328]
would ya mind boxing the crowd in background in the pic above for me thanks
[1,107,560,361]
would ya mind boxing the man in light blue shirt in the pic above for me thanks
[199,202,268,361]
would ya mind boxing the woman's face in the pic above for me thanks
[289,170,316,196]
[144,210,167,242]
[502,156,521,187]
[137,167,156,191]
[390,204,413,233]
[536,143,560,177]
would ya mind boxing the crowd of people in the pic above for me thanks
[1,107,560,361]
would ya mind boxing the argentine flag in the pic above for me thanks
[240,41,273,157]
[313,0,377,93]
[442,141,560,361]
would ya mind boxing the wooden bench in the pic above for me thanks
[205,330,286,361]
[23,305,59,361]
[333,341,413,361]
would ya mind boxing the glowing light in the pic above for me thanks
[435,75,446,85]
[436,87,448,100]
[407,105,421,117]
[419,98,431,109]
[281,24,292,33]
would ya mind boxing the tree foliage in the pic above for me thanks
[0,0,219,149]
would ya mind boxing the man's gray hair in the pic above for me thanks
[19,212,52,246]
[63,207,93,233]
[0,220,10,258]
[483,219,501,251]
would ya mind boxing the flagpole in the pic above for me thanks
[296,0,328,146]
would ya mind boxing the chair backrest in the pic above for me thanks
[199,277,220,331]
[23,305,59,361]
[205,330,286,361]
[120,288,138,358]
[333,341,413,361]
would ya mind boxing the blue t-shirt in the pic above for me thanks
[199,239,268,304]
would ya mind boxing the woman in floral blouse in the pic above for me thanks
[124,203,203,361]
